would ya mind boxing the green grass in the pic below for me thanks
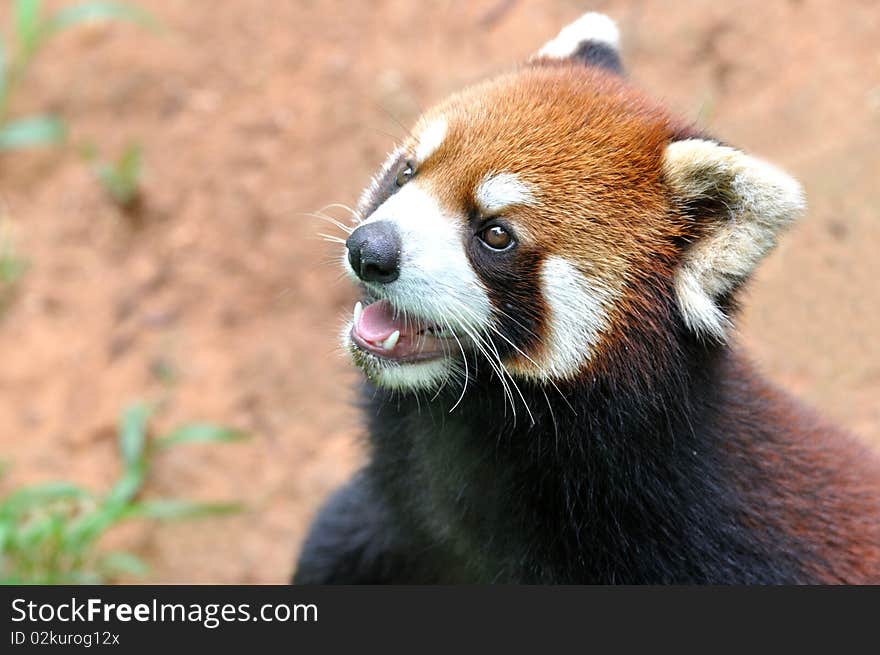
[0,0,158,152]
[0,222,27,313]
[82,141,143,210]
[0,1,158,297]
[0,402,247,584]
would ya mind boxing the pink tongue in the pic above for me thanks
[357,300,405,342]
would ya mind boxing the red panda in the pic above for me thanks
[294,13,880,584]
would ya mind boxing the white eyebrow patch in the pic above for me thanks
[475,172,535,214]
[415,118,447,163]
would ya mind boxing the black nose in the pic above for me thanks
[346,221,401,283]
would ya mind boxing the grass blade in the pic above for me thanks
[0,114,65,151]
[122,499,242,520]
[0,36,7,109]
[118,402,152,468]
[14,0,44,59]
[46,1,160,34]
[157,424,248,448]
[1,224,29,288]
[62,493,125,551]
[103,464,145,510]
[0,250,28,286]
[0,520,11,550]
[97,142,142,206]
[0,482,91,519]
[15,513,64,551]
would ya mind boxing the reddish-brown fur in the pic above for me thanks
[295,33,880,584]
[402,63,880,581]
[723,355,880,583]
[400,64,703,375]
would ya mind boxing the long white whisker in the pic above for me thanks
[451,299,574,417]
[440,313,470,410]
[301,211,355,235]
[442,300,529,422]
[320,202,360,222]
[444,301,520,424]
[317,233,347,244]
[437,303,500,402]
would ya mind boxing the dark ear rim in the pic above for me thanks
[571,41,623,75]
[531,12,624,75]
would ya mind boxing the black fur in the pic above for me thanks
[464,216,548,360]
[294,287,823,584]
[292,472,456,583]
[572,41,623,75]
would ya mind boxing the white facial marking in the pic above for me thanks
[373,358,452,390]
[475,172,535,214]
[345,180,493,390]
[535,256,618,380]
[664,139,805,340]
[535,12,620,60]
[356,182,491,324]
[415,118,447,164]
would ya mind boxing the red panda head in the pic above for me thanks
[341,13,804,394]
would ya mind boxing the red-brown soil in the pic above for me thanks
[0,1,877,582]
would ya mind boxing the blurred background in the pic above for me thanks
[0,0,877,583]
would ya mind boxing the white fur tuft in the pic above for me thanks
[533,256,618,380]
[664,139,806,340]
[535,12,620,60]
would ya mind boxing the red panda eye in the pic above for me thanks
[396,162,415,187]
[479,225,513,251]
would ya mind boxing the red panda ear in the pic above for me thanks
[531,12,622,74]
[663,139,806,340]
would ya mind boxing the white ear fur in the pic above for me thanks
[663,139,806,340]
[534,12,619,60]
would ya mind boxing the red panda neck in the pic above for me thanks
[363,318,859,583]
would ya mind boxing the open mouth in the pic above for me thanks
[350,299,455,363]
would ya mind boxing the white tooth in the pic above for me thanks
[382,330,400,350]
[353,301,363,325]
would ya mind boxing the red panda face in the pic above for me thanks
[341,13,804,395]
